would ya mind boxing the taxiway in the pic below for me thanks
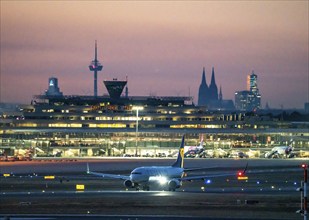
[0,158,307,219]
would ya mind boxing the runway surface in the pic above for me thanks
[0,158,308,219]
[0,157,307,174]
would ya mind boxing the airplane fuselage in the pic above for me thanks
[271,146,292,155]
[130,166,184,184]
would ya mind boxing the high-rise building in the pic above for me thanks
[247,71,259,96]
[234,91,257,111]
[235,70,261,111]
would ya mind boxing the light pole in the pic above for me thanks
[132,106,144,156]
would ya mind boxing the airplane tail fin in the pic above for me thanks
[199,134,204,148]
[172,135,185,168]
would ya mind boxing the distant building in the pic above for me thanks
[0,45,308,159]
[235,91,259,111]
[88,41,103,97]
[198,67,234,110]
[247,71,260,97]
[103,79,127,99]
[208,67,218,101]
[305,102,309,113]
[45,77,63,96]
[197,67,209,106]
[235,71,261,111]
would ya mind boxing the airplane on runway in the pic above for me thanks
[87,135,247,191]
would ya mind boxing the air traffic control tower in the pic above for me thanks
[89,41,103,97]
[104,79,127,99]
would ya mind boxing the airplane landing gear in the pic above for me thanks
[142,185,150,191]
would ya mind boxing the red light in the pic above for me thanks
[301,164,307,169]
[238,172,243,176]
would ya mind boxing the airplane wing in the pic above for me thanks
[181,163,248,181]
[180,172,239,181]
[184,166,222,172]
[86,163,130,180]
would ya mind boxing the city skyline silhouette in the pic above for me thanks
[1,1,308,108]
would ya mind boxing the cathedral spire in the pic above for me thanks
[210,67,216,85]
[201,67,207,85]
[198,67,209,106]
[219,85,222,101]
[209,67,218,101]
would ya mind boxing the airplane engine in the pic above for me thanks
[123,179,135,188]
[168,179,181,191]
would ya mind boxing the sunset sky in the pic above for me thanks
[1,1,308,109]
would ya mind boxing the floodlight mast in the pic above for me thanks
[89,41,103,97]
[132,106,144,156]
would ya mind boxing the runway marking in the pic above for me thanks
[1,186,299,197]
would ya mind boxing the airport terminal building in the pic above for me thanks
[0,44,308,158]
[0,77,308,158]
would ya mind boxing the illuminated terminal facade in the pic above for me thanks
[0,82,308,157]
[0,46,308,158]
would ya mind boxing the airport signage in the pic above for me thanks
[76,184,85,190]
[238,176,249,180]
[44,175,55,180]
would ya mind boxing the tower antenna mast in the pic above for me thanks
[89,41,103,97]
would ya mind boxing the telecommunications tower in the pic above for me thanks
[89,41,103,97]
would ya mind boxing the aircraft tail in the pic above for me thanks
[172,135,185,168]
[199,134,204,148]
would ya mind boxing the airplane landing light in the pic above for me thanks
[149,176,168,185]
[204,179,211,184]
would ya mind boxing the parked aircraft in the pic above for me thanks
[201,148,228,158]
[87,135,247,191]
[184,135,204,157]
[265,140,294,158]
